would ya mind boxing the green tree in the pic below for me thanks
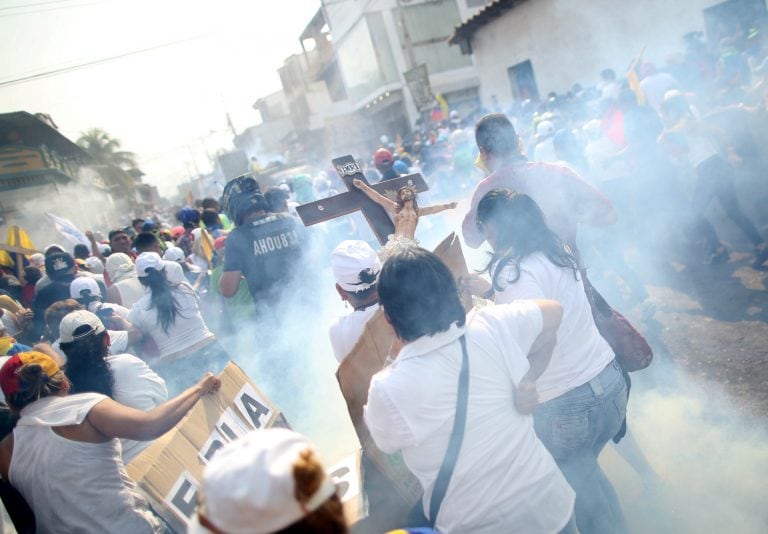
[77,128,137,169]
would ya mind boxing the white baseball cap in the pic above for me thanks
[331,240,381,293]
[135,252,165,277]
[59,310,106,343]
[70,276,101,300]
[163,246,185,263]
[191,429,337,534]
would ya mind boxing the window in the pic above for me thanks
[507,60,540,101]
[394,0,472,73]
[335,14,398,102]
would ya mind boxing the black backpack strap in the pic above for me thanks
[428,334,470,523]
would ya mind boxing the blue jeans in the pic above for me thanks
[534,360,628,534]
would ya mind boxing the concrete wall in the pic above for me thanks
[470,0,724,108]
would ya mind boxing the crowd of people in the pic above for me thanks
[0,27,767,534]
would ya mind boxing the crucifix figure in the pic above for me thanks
[295,155,429,245]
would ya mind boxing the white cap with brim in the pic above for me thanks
[59,310,106,343]
[69,276,101,300]
[194,429,337,534]
[135,252,165,277]
[331,240,381,293]
[163,246,186,263]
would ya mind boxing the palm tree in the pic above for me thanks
[77,128,137,169]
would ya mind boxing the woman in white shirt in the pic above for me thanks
[472,189,628,534]
[365,247,575,533]
[57,310,168,463]
[128,253,228,394]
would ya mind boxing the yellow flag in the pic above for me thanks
[627,46,647,106]
[200,228,214,267]
[436,93,449,119]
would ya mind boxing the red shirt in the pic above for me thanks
[462,160,616,250]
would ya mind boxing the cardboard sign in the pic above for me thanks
[128,362,362,532]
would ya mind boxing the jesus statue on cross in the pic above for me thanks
[351,177,457,259]
[295,154,459,258]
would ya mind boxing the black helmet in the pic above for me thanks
[221,175,264,225]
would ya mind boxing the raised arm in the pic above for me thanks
[87,372,221,441]
[419,201,458,216]
[85,230,106,264]
[352,178,398,213]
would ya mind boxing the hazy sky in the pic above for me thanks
[0,0,322,196]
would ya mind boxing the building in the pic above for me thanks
[0,112,90,215]
[450,0,768,109]
[247,1,492,163]
[277,7,355,161]
[323,0,488,143]
[236,91,295,161]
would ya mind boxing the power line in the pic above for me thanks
[0,0,82,11]
[0,34,204,89]
[0,0,115,17]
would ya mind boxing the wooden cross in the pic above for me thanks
[295,154,429,245]
[0,226,39,283]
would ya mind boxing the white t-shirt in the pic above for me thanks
[10,393,161,533]
[111,278,147,309]
[640,72,677,112]
[365,302,574,533]
[493,252,615,403]
[127,284,214,360]
[328,304,378,363]
[107,353,168,463]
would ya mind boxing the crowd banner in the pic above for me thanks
[128,362,363,532]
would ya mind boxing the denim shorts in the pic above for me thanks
[533,360,628,459]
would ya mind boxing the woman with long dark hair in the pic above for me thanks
[128,252,228,393]
[467,188,628,534]
[0,350,220,532]
[58,309,168,463]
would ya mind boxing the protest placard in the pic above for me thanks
[128,362,362,532]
